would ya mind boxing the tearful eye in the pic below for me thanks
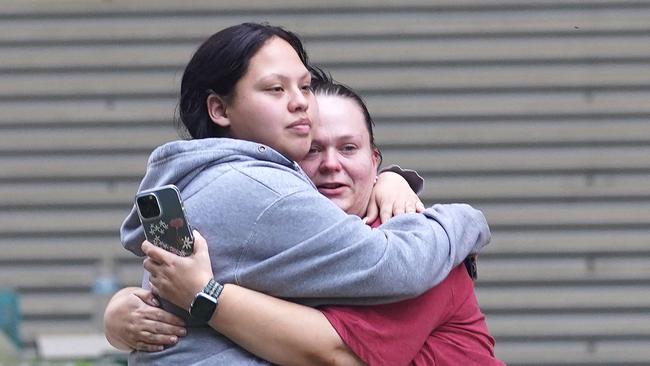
[307,145,321,155]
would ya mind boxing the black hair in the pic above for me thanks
[177,23,310,139]
[309,66,383,165]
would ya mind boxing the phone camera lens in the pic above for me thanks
[137,194,161,219]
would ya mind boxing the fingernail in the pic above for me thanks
[179,328,187,336]
[151,297,160,306]
[361,217,369,224]
[170,336,178,343]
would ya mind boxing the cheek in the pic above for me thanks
[240,94,281,122]
[299,158,319,178]
[347,159,376,194]
[307,95,320,122]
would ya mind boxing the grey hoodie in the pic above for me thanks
[121,137,491,365]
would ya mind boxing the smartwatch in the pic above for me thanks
[189,278,223,322]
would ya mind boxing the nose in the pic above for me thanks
[319,148,342,173]
[288,87,308,112]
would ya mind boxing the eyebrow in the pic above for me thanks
[336,135,359,140]
[313,134,365,144]
[260,71,311,82]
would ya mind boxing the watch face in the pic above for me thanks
[190,293,217,322]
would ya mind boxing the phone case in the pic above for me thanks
[136,184,194,256]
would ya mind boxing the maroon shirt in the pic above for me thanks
[320,219,505,366]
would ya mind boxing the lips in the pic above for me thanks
[288,118,311,136]
[316,182,348,196]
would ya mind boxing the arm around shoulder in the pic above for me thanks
[423,203,491,264]
[234,189,490,303]
[210,284,364,366]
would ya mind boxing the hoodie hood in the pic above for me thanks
[120,137,304,256]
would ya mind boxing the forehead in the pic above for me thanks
[245,37,309,79]
[315,94,368,140]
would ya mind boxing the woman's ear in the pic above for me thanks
[371,147,380,169]
[206,94,230,128]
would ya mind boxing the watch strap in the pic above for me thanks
[203,278,224,299]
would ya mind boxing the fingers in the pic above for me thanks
[135,290,161,308]
[363,189,379,225]
[363,202,379,225]
[131,288,160,308]
[133,329,181,352]
[141,240,155,255]
[379,202,392,224]
[143,257,156,274]
[192,230,208,255]
[393,203,406,216]
[148,281,160,297]
[121,295,188,352]
[143,256,172,281]
[131,295,186,329]
[380,197,423,223]
[135,341,165,352]
[142,241,169,264]
[132,315,186,346]
[143,230,214,310]
[133,326,183,352]
[404,201,415,214]
[148,308,186,328]
[404,199,424,214]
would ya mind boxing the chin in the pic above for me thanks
[284,148,310,161]
[291,145,312,161]
[339,203,355,214]
[329,198,347,210]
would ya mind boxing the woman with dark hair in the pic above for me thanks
[123,69,504,366]
[110,23,491,365]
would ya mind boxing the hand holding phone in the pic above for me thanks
[136,184,194,256]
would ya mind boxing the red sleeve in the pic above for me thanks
[320,267,463,366]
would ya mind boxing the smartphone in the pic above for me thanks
[135,184,194,256]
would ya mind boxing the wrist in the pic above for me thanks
[189,278,223,323]
[185,273,213,308]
